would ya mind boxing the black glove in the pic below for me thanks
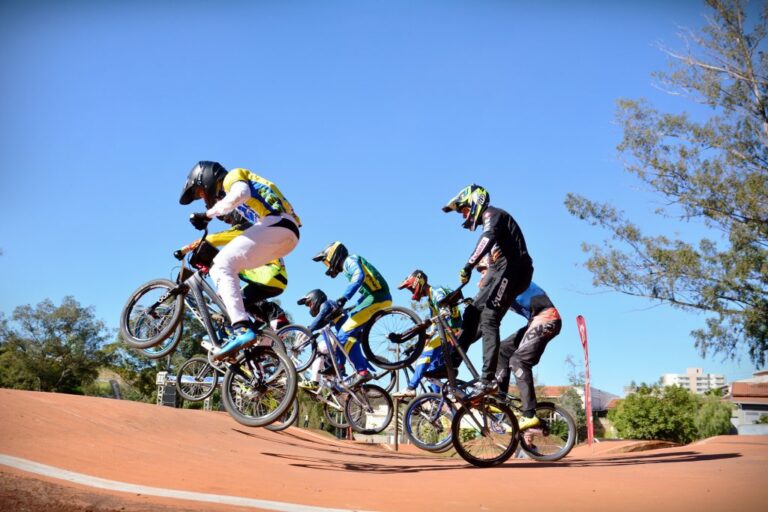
[173,249,184,260]
[189,212,210,230]
[335,297,347,308]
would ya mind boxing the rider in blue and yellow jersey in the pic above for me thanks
[312,242,392,387]
[174,212,290,330]
[296,289,376,390]
[180,161,300,359]
[392,270,463,398]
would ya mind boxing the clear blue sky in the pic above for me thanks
[0,0,762,395]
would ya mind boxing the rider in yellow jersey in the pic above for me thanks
[180,161,300,359]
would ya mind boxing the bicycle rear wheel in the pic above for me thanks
[176,356,218,401]
[451,399,518,467]
[323,396,350,429]
[265,399,299,432]
[277,324,317,372]
[120,279,185,349]
[360,307,426,370]
[220,340,297,427]
[345,384,394,435]
[404,393,455,452]
[519,403,577,461]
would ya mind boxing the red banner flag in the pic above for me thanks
[576,315,594,446]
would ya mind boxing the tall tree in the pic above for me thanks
[566,0,768,366]
[0,297,111,393]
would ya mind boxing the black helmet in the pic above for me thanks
[312,241,348,278]
[398,269,429,301]
[297,289,327,317]
[179,161,228,208]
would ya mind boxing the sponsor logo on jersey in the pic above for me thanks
[469,238,489,264]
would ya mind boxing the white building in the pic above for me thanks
[661,367,727,394]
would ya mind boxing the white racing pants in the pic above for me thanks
[210,215,298,325]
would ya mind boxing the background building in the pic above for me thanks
[661,367,727,394]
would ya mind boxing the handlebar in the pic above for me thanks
[437,283,470,309]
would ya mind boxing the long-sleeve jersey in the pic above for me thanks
[427,286,462,330]
[308,299,347,333]
[206,168,301,227]
[464,205,531,275]
[340,255,391,303]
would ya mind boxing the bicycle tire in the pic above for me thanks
[375,369,397,393]
[519,403,577,461]
[277,324,317,372]
[451,399,519,467]
[139,320,184,359]
[345,383,394,435]
[220,340,297,427]
[265,399,299,432]
[120,278,185,349]
[176,356,219,401]
[323,398,350,429]
[404,393,455,452]
[360,306,426,370]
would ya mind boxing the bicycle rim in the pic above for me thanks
[451,400,518,467]
[345,384,393,434]
[176,356,218,402]
[405,393,454,452]
[519,403,577,461]
[221,345,297,427]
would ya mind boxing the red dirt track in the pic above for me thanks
[1,389,766,511]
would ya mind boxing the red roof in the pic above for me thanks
[730,382,768,404]
[606,398,621,410]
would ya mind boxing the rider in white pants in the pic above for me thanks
[180,161,301,360]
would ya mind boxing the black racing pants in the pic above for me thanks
[456,264,533,382]
[496,316,561,412]
[242,283,284,327]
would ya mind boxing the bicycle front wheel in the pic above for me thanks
[220,341,297,427]
[277,324,317,372]
[361,307,426,370]
[120,279,185,349]
[176,356,218,402]
[519,403,577,461]
[345,384,393,435]
[404,393,455,452]
[138,320,184,359]
[451,399,519,467]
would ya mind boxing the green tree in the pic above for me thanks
[609,384,701,444]
[0,297,110,393]
[565,0,768,367]
[694,394,734,437]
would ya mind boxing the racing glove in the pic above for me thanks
[459,266,471,285]
[190,212,210,230]
[335,297,348,308]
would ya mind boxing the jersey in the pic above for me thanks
[510,282,556,321]
[340,255,391,302]
[222,168,302,227]
[427,286,462,330]
[465,205,531,275]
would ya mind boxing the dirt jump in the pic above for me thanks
[1,388,766,512]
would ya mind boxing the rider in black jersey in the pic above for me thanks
[443,184,534,396]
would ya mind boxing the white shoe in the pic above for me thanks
[392,388,417,399]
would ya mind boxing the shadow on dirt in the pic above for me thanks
[257,447,741,473]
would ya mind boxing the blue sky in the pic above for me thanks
[0,0,762,395]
